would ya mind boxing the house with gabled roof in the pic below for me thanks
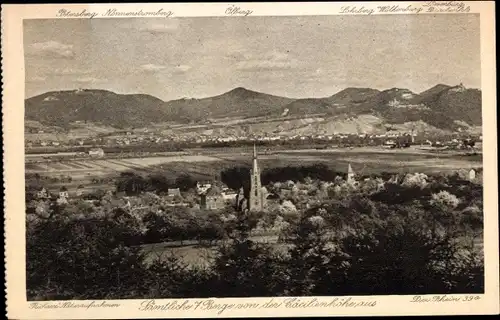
[200,185,225,210]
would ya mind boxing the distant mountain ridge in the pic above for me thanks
[162,87,294,123]
[25,89,167,129]
[25,84,482,131]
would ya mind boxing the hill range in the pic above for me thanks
[25,84,482,135]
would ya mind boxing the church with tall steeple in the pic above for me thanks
[249,144,264,211]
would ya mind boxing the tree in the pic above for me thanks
[285,214,331,296]
[223,209,260,241]
[115,172,149,196]
[459,205,483,249]
[311,212,483,295]
[211,240,288,297]
[144,254,199,298]
[84,189,106,200]
[200,212,226,244]
[26,215,151,300]
[142,211,171,243]
[221,167,251,197]
[427,191,462,237]
[371,182,430,205]
[175,174,197,192]
[25,179,46,202]
[147,174,172,193]
[430,190,460,209]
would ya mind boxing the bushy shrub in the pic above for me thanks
[27,215,149,300]
[144,254,213,298]
[430,190,460,209]
[210,239,289,297]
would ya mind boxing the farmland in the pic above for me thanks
[25,148,482,200]
[26,146,482,191]
[25,155,221,195]
[25,155,219,174]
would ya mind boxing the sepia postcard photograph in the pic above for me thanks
[3,2,499,318]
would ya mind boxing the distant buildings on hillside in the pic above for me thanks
[25,127,483,154]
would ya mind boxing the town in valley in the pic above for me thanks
[25,15,485,300]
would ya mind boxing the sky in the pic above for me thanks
[24,14,481,101]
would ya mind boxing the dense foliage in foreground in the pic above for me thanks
[26,172,484,300]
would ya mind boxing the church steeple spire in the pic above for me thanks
[249,144,263,211]
[347,163,355,184]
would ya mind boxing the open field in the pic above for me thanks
[26,146,482,175]
[26,146,482,193]
[140,235,284,267]
[140,235,483,268]
[25,155,219,174]
[151,148,482,181]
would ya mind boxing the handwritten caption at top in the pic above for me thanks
[56,8,174,19]
[225,5,253,16]
[340,2,471,15]
[56,5,254,19]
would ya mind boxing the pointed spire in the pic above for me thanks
[347,163,355,184]
[253,143,257,159]
[348,163,354,175]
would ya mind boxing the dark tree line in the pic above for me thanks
[115,172,197,195]
[220,164,343,193]
[261,164,339,184]
[141,209,226,245]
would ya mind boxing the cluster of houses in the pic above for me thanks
[29,162,482,220]
[28,143,482,219]
[33,186,71,205]
[103,132,178,146]
[26,130,483,151]
[29,153,358,216]
[30,182,241,212]
[190,132,423,144]
[428,138,482,150]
